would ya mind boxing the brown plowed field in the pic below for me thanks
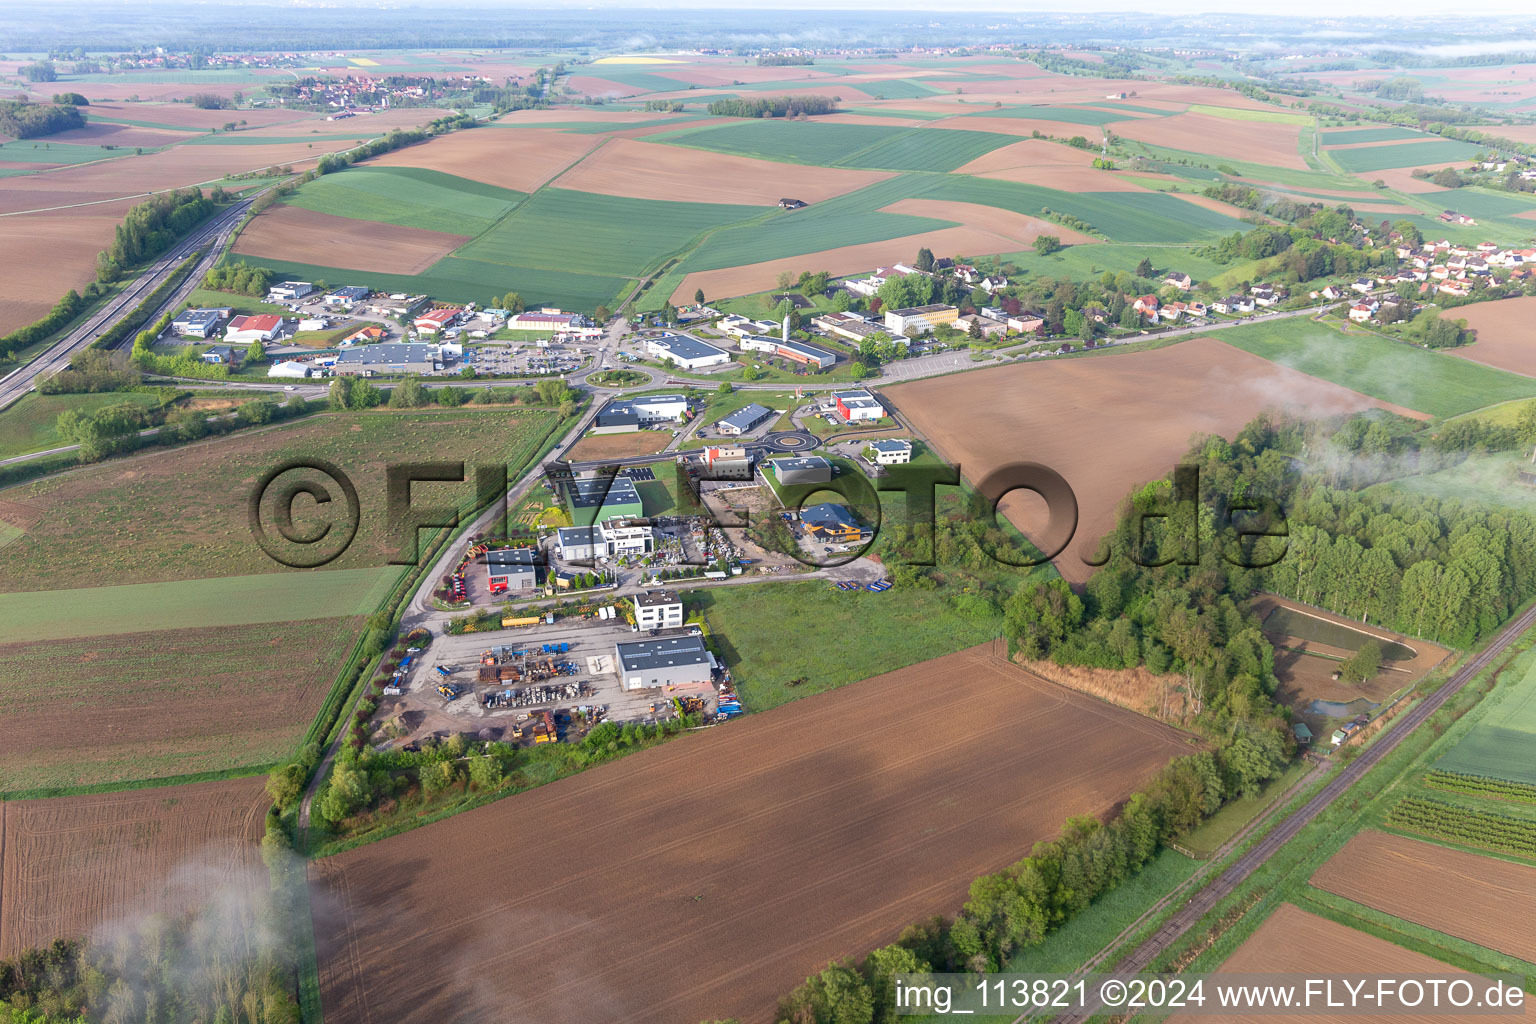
[1311,830,1536,962]
[311,644,1193,1024]
[1109,111,1307,169]
[551,137,891,205]
[1167,903,1532,1024]
[0,198,139,334]
[564,430,674,461]
[664,65,842,87]
[670,222,1060,306]
[879,199,1098,247]
[45,122,197,148]
[494,108,683,125]
[956,137,1148,191]
[565,75,650,98]
[0,617,360,792]
[86,102,314,130]
[932,115,1115,139]
[231,108,452,137]
[885,337,1427,583]
[233,205,469,275]
[1444,295,1536,376]
[364,126,601,192]
[0,777,268,956]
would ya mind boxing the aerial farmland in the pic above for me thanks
[5,10,1536,1024]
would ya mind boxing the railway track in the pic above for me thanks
[1036,600,1536,1024]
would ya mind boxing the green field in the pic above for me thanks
[1213,318,1536,419]
[0,141,131,164]
[1261,606,1416,660]
[654,120,1015,172]
[1323,126,1433,146]
[690,580,1007,710]
[1406,187,1536,221]
[0,567,400,643]
[1436,656,1536,785]
[1189,104,1312,125]
[1329,138,1482,173]
[282,165,525,236]
[972,105,1131,126]
[1374,452,1536,512]
[454,187,764,278]
[854,79,946,100]
[0,408,568,592]
[0,391,163,460]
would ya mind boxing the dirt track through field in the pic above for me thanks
[0,777,268,956]
[885,338,1427,584]
[233,204,470,275]
[1167,903,1533,1023]
[1311,830,1536,962]
[311,644,1193,1024]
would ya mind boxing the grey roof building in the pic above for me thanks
[614,631,715,690]
[716,402,774,436]
[334,343,436,376]
[565,475,644,522]
[485,547,540,590]
[769,455,832,486]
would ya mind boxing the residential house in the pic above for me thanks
[868,438,913,465]
[1164,272,1193,290]
[1008,315,1045,334]
[200,345,240,365]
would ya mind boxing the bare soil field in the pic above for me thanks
[494,108,683,125]
[552,137,891,205]
[1374,164,1463,194]
[1110,112,1308,169]
[564,430,674,461]
[233,204,470,275]
[87,102,313,131]
[231,108,453,137]
[1445,295,1536,376]
[662,65,843,87]
[879,198,1099,246]
[0,777,267,956]
[1168,903,1531,1024]
[957,138,1147,191]
[671,223,1064,305]
[606,116,735,140]
[0,197,140,334]
[57,81,256,102]
[932,115,1114,139]
[44,122,197,148]
[565,75,651,98]
[886,338,1426,583]
[1487,124,1536,145]
[366,126,602,192]
[311,644,1193,1024]
[1311,830,1536,962]
[0,617,360,792]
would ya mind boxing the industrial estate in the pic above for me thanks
[4,4,1536,1023]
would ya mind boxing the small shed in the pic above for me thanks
[1292,722,1313,745]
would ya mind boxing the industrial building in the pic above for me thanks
[564,475,645,523]
[768,455,832,487]
[324,286,371,306]
[633,590,684,631]
[224,313,283,344]
[801,502,862,542]
[334,343,437,376]
[267,361,310,379]
[171,307,230,338]
[884,304,959,335]
[646,333,731,370]
[812,311,881,342]
[413,307,460,335]
[485,548,540,592]
[716,403,774,436]
[592,393,690,433]
[737,334,838,370]
[869,438,913,465]
[556,519,655,561]
[703,445,754,479]
[266,281,315,301]
[833,388,886,422]
[614,631,715,690]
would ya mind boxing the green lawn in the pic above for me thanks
[690,580,1006,711]
[0,391,163,460]
[1213,318,1536,419]
[1329,138,1482,173]
[0,567,401,643]
[281,165,525,236]
[181,286,291,315]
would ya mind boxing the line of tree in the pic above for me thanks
[96,188,216,282]
[1201,182,1318,224]
[35,349,138,394]
[186,92,233,110]
[706,95,837,118]
[20,62,56,82]
[50,92,88,106]
[0,289,87,361]
[756,54,815,66]
[0,100,84,139]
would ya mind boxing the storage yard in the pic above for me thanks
[311,644,1193,1024]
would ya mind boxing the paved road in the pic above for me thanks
[0,197,256,413]
[1039,599,1536,1024]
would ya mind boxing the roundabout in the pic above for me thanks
[757,430,820,453]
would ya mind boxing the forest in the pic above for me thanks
[0,100,84,139]
[705,95,838,118]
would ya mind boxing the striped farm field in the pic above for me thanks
[453,187,765,278]
[1322,126,1433,145]
[1188,103,1312,124]
[967,105,1138,126]
[1330,138,1482,173]
[1437,652,1536,785]
[0,617,363,792]
[654,119,1015,171]
[280,165,524,235]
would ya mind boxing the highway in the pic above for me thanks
[0,196,256,413]
[1038,598,1536,1024]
